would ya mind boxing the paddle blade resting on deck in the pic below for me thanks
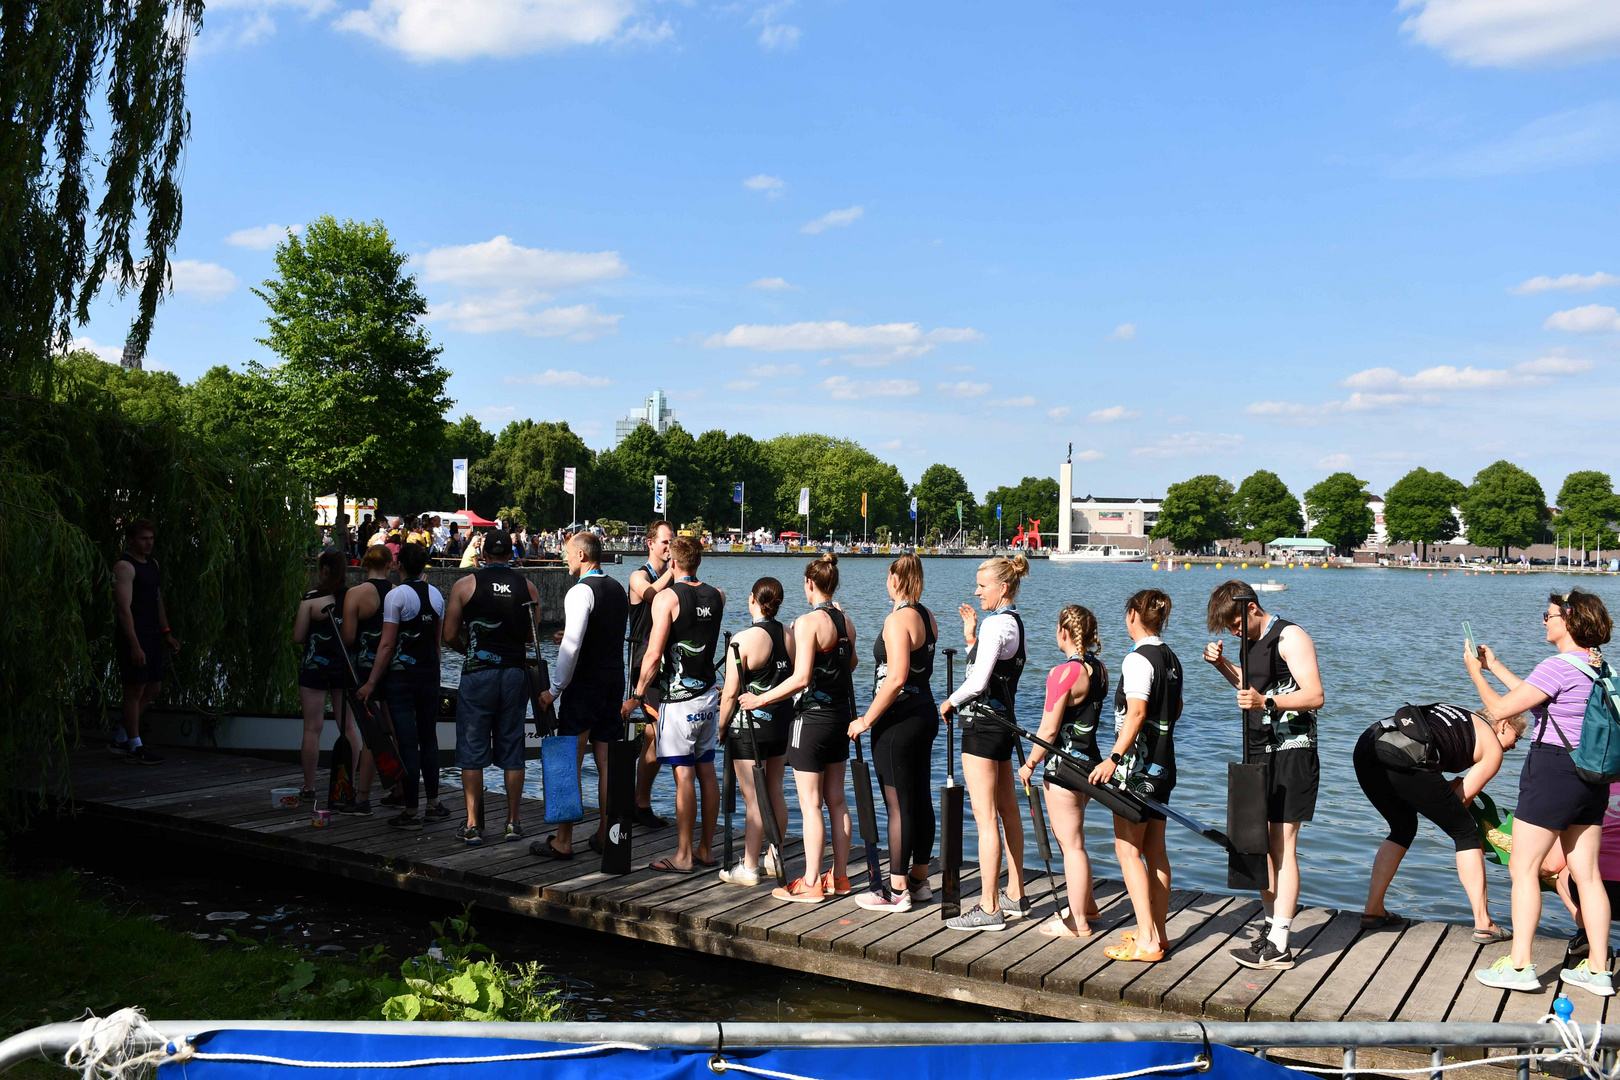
[542,735,583,824]
[940,647,963,920]
[852,731,883,890]
[602,736,638,875]
[325,729,354,808]
[1227,760,1270,891]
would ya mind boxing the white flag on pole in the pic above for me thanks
[653,475,668,514]
[563,467,576,495]
[797,486,810,516]
[451,458,468,496]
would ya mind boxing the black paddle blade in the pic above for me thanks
[852,753,881,887]
[940,783,964,919]
[722,741,736,869]
[1229,850,1270,892]
[754,756,788,887]
[326,730,354,807]
[602,737,638,875]
[345,690,406,789]
[1027,781,1054,864]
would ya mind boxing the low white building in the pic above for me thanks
[1056,458,1159,551]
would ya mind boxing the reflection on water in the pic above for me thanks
[449,557,1620,931]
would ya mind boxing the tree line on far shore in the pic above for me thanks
[1152,466,1620,558]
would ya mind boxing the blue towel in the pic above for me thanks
[542,735,582,823]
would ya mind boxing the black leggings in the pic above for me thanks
[387,679,442,810]
[1353,726,1479,853]
[871,697,938,872]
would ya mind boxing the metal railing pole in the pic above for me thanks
[1430,1047,1443,1080]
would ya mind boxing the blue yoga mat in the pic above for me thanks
[542,735,582,823]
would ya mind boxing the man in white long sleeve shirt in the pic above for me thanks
[533,532,629,859]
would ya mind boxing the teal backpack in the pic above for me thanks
[1549,652,1620,784]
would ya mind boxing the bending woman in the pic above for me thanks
[1356,702,1526,941]
[739,554,857,904]
[940,554,1031,932]
[849,554,939,913]
[1019,604,1108,937]
[717,576,795,886]
[1468,590,1615,997]
[1090,589,1181,963]
[292,550,353,800]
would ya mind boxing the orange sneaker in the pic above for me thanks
[821,871,852,896]
[773,877,825,904]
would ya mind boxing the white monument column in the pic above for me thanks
[1058,460,1073,554]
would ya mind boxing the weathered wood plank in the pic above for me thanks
[1125,898,1263,1011]
[1042,890,1201,997]
[1198,906,1334,1021]
[969,883,1130,985]
[1084,893,1232,1005]
[1246,910,1363,1022]
[1343,920,1447,1023]
[1395,923,1482,1023]
[1296,917,1409,1022]
[1497,932,1576,1024]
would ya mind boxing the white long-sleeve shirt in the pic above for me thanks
[549,578,597,694]
[948,610,1021,709]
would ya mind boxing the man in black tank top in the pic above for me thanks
[1203,581,1327,970]
[622,536,725,872]
[111,519,177,765]
[626,521,675,829]
[443,532,541,846]
[536,532,629,858]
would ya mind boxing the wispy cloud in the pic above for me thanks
[745,363,802,377]
[1088,404,1140,423]
[336,0,663,61]
[937,381,990,399]
[1316,453,1355,470]
[1545,304,1620,333]
[724,379,760,391]
[823,376,919,400]
[749,276,796,290]
[1133,432,1243,458]
[1392,101,1620,178]
[988,396,1037,408]
[1047,406,1072,420]
[418,236,626,339]
[431,300,621,339]
[703,320,977,366]
[744,174,785,198]
[1398,0,1620,68]
[1246,355,1595,424]
[505,369,613,388]
[225,222,303,249]
[800,206,864,235]
[1510,271,1619,294]
[1073,448,1104,462]
[1108,323,1137,341]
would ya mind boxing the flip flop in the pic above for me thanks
[1039,915,1093,938]
[1473,925,1512,944]
[1360,912,1408,930]
[1104,941,1164,963]
[529,836,573,860]
[695,855,718,868]
[648,858,694,874]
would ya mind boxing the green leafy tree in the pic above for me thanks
[479,420,593,529]
[912,464,977,539]
[1462,460,1548,558]
[1556,471,1620,550]
[1383,467,1466,561]
[379,414,497,518]
[1229,470,1303,544]
[593,422,668,525]
[765,434,908,537]
[1304,472,1375,555]
[693,429,776,535]
[54,350,186,426]
[184,365,271,458]
[251,216,452,516]
[980,476,1059,539]
[1150,474,1233,552]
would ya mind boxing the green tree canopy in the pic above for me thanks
[1304,472,1374,554]
[185,365,271,458]
[981,476,1059,538]
[378,414,497,519]
[1151,474,1233,551]
[1383,467,1466,561]
[478,420,593,529]
[912,464,977,539]
[765,434,908,538]
[1462,460,1548,556]
[1556,471,1620,549]
[250,216,452,514]
[1229,470,1303,544]
[55,350,186,427]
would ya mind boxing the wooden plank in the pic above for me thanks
[864,911,954,966]
[1197,906,1333,1021]
[1126,898,1263,1011]
[711,890,805,937]
[1042,890,1201,997]
[1003,896,1139,990]
[796,908,881,953]
[1396,923,1483,1023]
[1296,917,1410,1022]
[735,893,825,943]
[968,882,1130,984]
[768,893,868,948]
[1344,920,1447,1023]
[1246,910,1364,1022]
[1084,893,1232,1005]
[1497,933,1575,1024]
[933,905,1051,978]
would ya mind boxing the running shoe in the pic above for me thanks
[635,806,670,829]
[820,871,852,896]
[335,800,372,816]
[378,792,404,808]
[124,746,164,765]
[298,789,316,805]
[107,740,128,757]
[505,821,525,843]
[945,904,1007,932]
[999,890,1032,920]
[772,877,825,904]
[424,803,452,822]
[857,887,913,913]
[387,812,422,831]
[1474,956,1539,992]
[761,847,781,879]
[719,863,761,886]
[459,825,483,846]
[1561,959,1615,997]
[907,876,933,904]
[1230,939,1295,970]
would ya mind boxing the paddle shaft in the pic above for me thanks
[733,641,788,886]
[523,600,556,738]
[852,668,882,889]
[1011,736,1058,916]
[722,632,735,870]
[327,604,405,789]
[940,647,963,920]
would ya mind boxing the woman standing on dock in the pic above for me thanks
[1018,604,1108,937]
[940,554,1031,932]
[336,545,393,813]
[1468,590,1615,997]
[1090,589,1181,962]
[740,554,857,904]
[716,576,795,885]
[293,551,351,801]
[849,554,939,913]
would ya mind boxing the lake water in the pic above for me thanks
[450,556,1620,932]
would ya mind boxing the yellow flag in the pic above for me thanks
[862,491,868,516]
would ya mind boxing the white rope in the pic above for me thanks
[1284,1011,1617,1080]
[173,1042,656,1069]
[711,1055,1211,1080]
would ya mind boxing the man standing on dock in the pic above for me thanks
[1204,580,1325,970]
[443,532,540,845]
[533,531,629,859]
[626,520,676,829]
[111,518,176,765]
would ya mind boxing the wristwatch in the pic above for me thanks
[1264,696,1277,712]
[1109,752,1125,766]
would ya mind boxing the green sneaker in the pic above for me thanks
[1560,958,1615,997]
[1474,955,1539,992]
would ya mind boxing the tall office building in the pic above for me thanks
[615,388,677,444]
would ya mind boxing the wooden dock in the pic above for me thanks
[62,748,1616,1028]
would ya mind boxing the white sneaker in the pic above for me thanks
[1474,956,1539,992]
[1561,959,1615,997]
[907,877,932,904]
[719,863,761,886]
[761,846,780,878]
[856,887,913,913]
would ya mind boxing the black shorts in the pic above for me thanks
[1517,744,1608,830]
[1262,747,1320,823]
[1353,726,1478,852]
[558,686,625,743]
[958,711,1014,762]
[788,713,849,772]
[727,715,789,760]
[298,666,346,691]
[116,631,164,686]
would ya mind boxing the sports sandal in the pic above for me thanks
[1104,941,1164,963]
[1472,925,1511,944]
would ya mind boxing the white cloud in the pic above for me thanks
[337,0,651,60]
[432,300,622,339]
[724,380,760,391]
[1133,432,1243,458]
[938,381,990,399]
[751,0,799,49]
[225,223,303,249]
[1047,406,1072,420]
[1392,101,1620,178]
[1088,404,1140,423]
[169,260,239,297]
[744,175,785,198]
[823,376,919,400]
[196,0,332,49]
[1342,358,1593,389]
[946,364,977,372]
[1516,355,1596,374]
[1510,271,1620,294]
[703,320,973,356]
[504,368,613,388]
[926,327,983,343]
[745,363,802,377]
[877,439,903,451]
[988,396,1037,408]
[800,206,864,235]
[1545,304,1620,333]
[749,276,795,290]
[1074,449,1104,462]
[67,336,129,364]
[1108,323,1137,341]
[1316,453,1355,470]
[1398,0,1620,68]
[418,236,626,292]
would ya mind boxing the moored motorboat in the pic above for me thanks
[1047,544,1147,563]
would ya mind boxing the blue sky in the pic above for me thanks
[78,0,1620,501]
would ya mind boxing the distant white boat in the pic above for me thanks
[1251,580,1287,592]
[1048,544,1148,563]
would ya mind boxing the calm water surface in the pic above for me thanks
[450,558,1620,932]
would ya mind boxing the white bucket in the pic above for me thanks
[270,787,302,809]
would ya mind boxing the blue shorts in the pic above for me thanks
[558,685,625,744]
[455,667,528,772]
[1517,744,1607,831]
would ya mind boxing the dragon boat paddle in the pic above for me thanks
[1228,587,1270,890]
[1011,735,1059,917]
[722,631,735,872]
[851,668,884,894]
[327,605,406,791]
[525,599,580,825]
[940,647,964,920]
[734,640,788,887]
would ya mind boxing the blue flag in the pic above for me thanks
[733,482,744,504]
[996,503,1002,520]
[909,497,917,521]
